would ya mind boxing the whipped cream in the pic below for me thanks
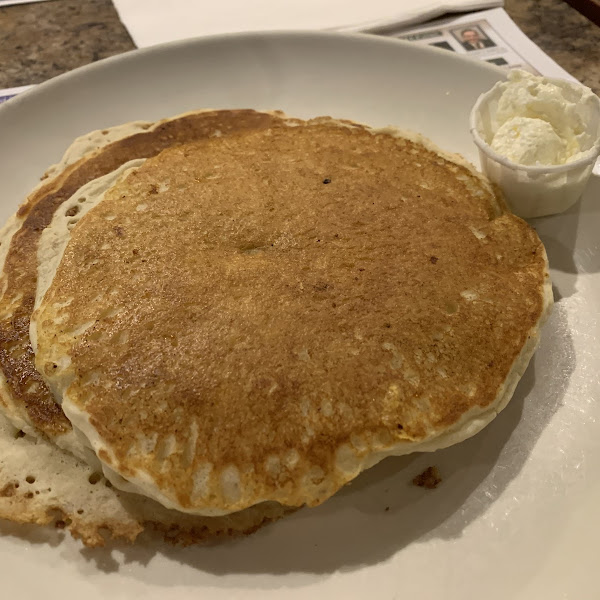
[489,70,594,166]
[491,116,567,165]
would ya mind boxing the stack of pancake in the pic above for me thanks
[0,110,552,547]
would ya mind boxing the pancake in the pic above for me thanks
[0,110,296,545]
[0,410,290,547]
[0,124,156,467]
[0,109,285,453]
[32,117,553,517]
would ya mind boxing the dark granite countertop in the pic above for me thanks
[0,0,599,93]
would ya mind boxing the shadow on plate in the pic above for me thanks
[0,519,65,548]
[68,302,573,583]
[530,174,599,301]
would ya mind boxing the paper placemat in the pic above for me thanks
[112,0,502,48]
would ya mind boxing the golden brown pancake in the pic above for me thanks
[0,109,284,447]
[0,110,298,545]
[0,408,290,547]
[33,118,552,516]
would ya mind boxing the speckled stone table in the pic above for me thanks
[0,0,599,93]
[506,0,600,93]
[0,0,133,87]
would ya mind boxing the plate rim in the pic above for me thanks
[0,29,506,113]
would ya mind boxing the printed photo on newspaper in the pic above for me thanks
[385,7,577,82]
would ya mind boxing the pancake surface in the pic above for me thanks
[0,109,284,452]
[33,118,552,516]
[0,409,290,547]
[0,110,295,544]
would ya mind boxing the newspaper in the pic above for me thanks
[0,8,579,103]
[0,0,49,6]
[0,84,34,104]
[388,7,577,82]
[111,0,502,48]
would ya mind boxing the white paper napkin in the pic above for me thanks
[112,0,503,48]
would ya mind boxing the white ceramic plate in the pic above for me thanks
[0,32,597,600]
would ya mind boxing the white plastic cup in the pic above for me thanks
[469,76,600,219]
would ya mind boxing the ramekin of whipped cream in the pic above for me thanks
[470,69,600,218]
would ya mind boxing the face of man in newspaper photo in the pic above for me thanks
[460,28,495,51]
